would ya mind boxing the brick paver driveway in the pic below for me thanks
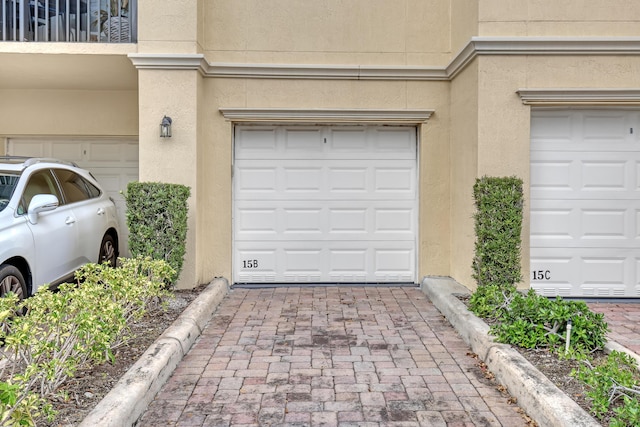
[139,287,529,426]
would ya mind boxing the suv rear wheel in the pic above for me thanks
[0,264,27,299]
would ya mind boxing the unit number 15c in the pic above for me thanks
[242,259,259,269]
[532,270,551,280]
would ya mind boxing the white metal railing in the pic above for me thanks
[0,0,136,42]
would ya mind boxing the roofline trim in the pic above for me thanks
[128,37,640,81]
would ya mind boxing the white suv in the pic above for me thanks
[0,157,120,298]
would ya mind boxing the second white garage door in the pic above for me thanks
[530,109,640,297]
[234,125,417,284]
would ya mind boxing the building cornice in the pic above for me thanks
[517,88,640,105]
[127,53,207,70]
[219,108,434,124]
[128,37,640,81]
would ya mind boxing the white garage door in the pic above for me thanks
[234,125,417,284]
[7,138,138,256]
[530,110,640,297]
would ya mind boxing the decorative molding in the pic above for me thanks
[127,53,207,70]
[448,37,640,78]
[471,37,640,56]
[517,89,640,105]
[129,37,640,81]
[219,108,434,123]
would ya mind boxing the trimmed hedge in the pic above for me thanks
[471,176,523,289]
[124,182,190,284]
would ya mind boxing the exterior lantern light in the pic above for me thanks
[160,116,172,138]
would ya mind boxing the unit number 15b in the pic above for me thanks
[242,259,259,269]
[532,270,551,280]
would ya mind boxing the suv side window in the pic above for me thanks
[54,169,101,204]
[18,169,63,215]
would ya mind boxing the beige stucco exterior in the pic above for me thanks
[2,1,640,290]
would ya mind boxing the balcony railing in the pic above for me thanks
[1,0,136,42]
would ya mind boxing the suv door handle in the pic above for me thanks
[65,217,76,225]
[97,208,105,215]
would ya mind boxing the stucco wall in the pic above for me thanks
[478,0,640,36]
[449,61,479,288]
[451,0,479,55]
[137,0,201,53]
[201,0,451,66]
[0,89,137,137]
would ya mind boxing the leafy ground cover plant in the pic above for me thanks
[490,290,607,354]
[0,257,174,426]
[573,351,640,426]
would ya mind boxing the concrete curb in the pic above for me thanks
[79,277,230,427]
[421,276,600,427]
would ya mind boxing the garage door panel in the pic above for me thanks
[234,124,417,284]
[531,200,639,247]
[582,160,628,190]
[85,141,139,164]
[329,167,368,193]
[284,129,324,152]
[236,167,278,193]
[530,254,575,295]
[234,241,414,284]
[236,126,416,160]
[235,128,278,155]
[236,208,278,235]
[531,110,640,297]
[330,129,367,151]
[236,160,415,201]
[531,249,634,297]
[284,208,324,234]
[583,113,629,141]
[530,160,573,193]
[329,208,367,233]
[235,248,278,283]
[582,257,627,286]
[532,111,636,152]
[373,128,416,153]
[236,201,415,241]
[531,153,639,199]
[375,167,415,193]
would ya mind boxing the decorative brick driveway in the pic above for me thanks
[589,302,640,355]
[139,287,529,426]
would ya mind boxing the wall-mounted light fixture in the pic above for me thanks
[160,116,172,138]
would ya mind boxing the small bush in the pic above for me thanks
[573,351,640,425]
[0,257,174,426]
[124,182,191,284]
[490,289,608,353]
[472,176,523,290]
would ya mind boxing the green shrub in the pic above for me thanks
[0,257,173,426]
[573,351,640,424]
[490,289,607,354]
[468,284,516,320]
[472,176,523,290]
[124,181,191,284]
